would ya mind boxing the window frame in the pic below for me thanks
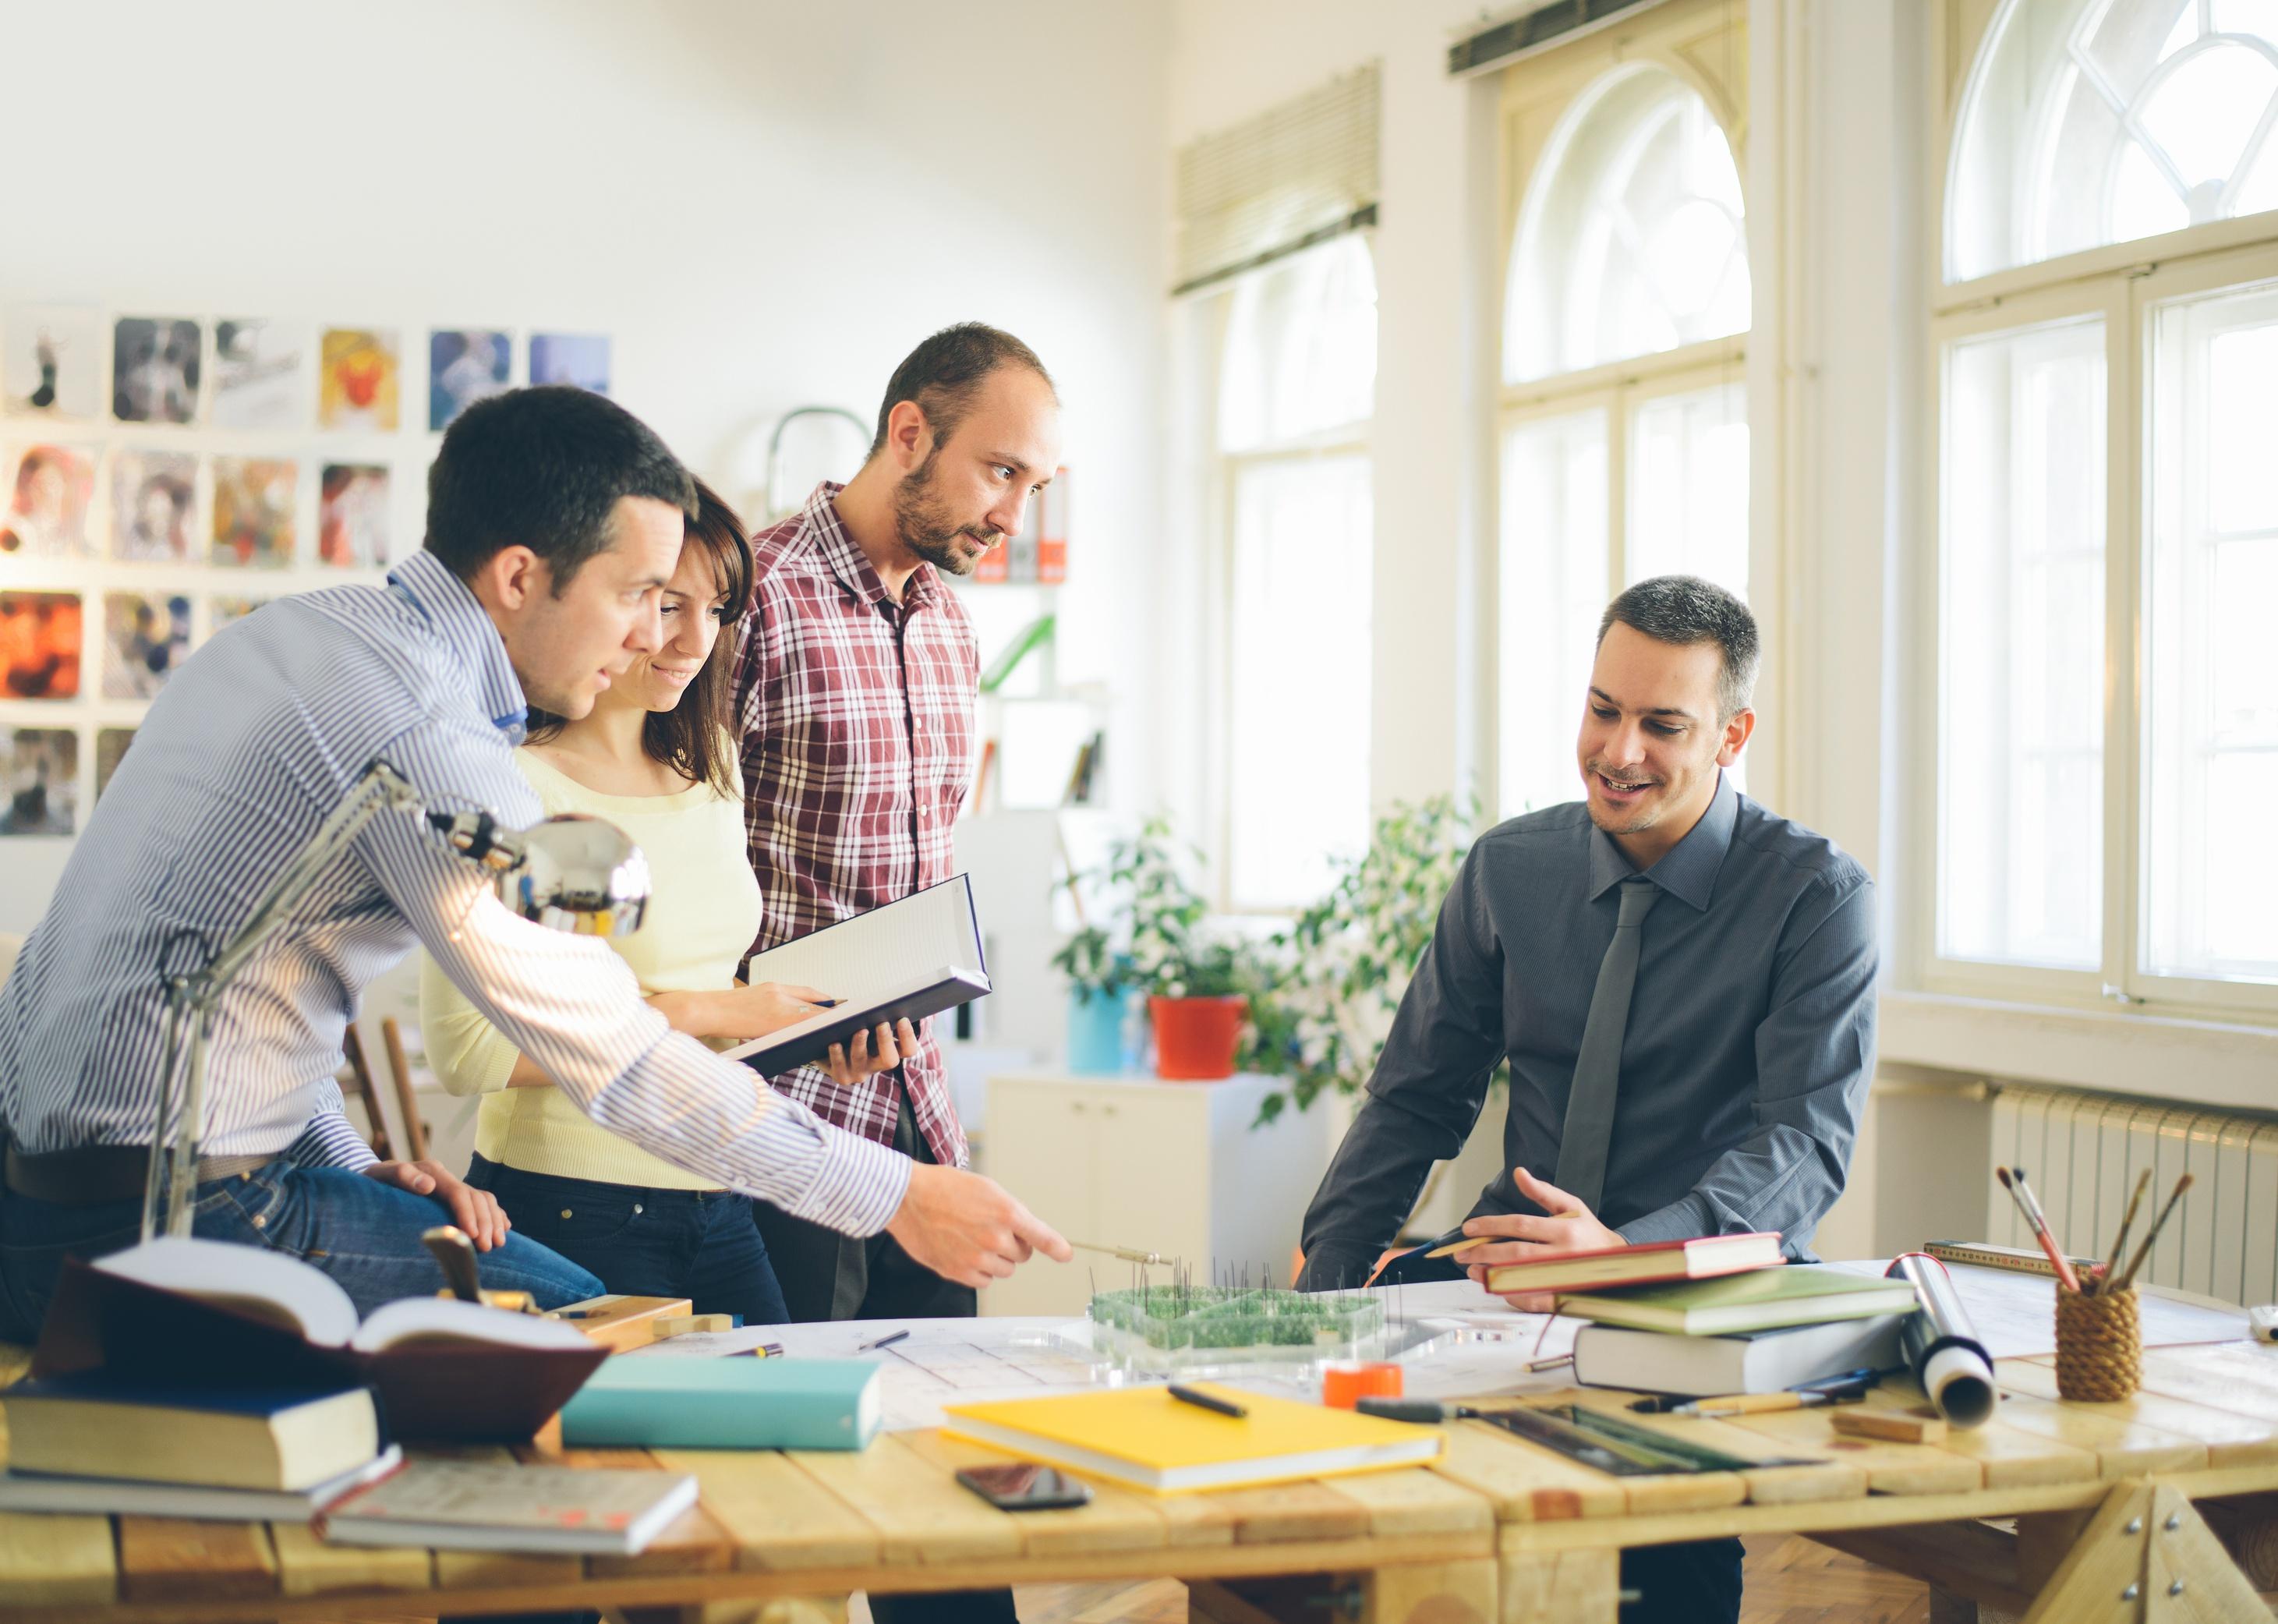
[1922,0,2278,1023]
[1201,242,1378,916]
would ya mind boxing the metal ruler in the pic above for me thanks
[1477,1404,1823,1476]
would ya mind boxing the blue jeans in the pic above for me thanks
[465,1155,788,1326]
[0,1159,603,1342]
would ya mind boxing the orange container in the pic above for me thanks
[1321,1362,1403,1409]
[1149,995,1248,1081]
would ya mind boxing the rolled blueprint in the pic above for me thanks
[1885,1253,1996,1428]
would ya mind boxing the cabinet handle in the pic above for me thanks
[1069,1102,1088,1114]
[1101,1105,1118,1118]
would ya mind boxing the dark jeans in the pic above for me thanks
[465,1155,788,1326]
[753,1085,1005,1624]
[1371,1253,1744,1624]
[0,1159,603,1343]
[1622,1537,1745,1624]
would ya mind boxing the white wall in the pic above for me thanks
[0,0,1171,933]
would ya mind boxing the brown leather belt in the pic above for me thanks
[4,1145,274,1206]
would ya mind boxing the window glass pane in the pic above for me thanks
[1506,66,1749,382]
[1949,0,2278,281]
[1625,381,1749,596]
[1228,455,1372,908]
[1498,410,1609,816]
[1219,236,1378,452]
[2144,278,2278,984]
[1939,317,2106,969]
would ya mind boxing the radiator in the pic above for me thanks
[1988,1085,2278,1307]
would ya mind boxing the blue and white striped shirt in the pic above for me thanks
[0,550,910,1235]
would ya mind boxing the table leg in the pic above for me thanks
[2017,1481,2266,1623]
[1190,1560,1498,1624]
[1498,1551,1618,1624]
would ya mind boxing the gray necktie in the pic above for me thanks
[1553,877,1661,1212]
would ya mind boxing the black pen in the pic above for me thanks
[857,1329,909,1352]
[1168,1384,1247,1418]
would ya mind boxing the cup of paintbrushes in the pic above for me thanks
[2053,1169,2191,1402]
[2053,1278,2140,1401]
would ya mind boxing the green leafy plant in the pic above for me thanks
[1247,794,1505,1121]
[1052,816,1262,1003]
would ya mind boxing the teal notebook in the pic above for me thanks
[558,1357,881,1450]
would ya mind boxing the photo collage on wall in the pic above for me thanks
[0,305,611,837]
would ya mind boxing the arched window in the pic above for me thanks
[1494,15,1751,820]
[1949,0,2278,281]
[1926,0,2278,1014]
[1215,235,1376,908]
[1506,65,1751,382]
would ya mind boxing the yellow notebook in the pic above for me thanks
[939,1384,1442,1495]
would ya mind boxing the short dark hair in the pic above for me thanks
[868,323,1055,459]
[1597,575,1761,719]
[525,477,755,798]
[424,385,696,590]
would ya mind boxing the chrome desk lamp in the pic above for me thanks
[139,757,651,1241]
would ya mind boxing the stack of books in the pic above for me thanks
[0,1372,402,1521]
[1484,1233,1918,1398]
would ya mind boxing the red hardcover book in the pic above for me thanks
[1481,1231,1784,1296]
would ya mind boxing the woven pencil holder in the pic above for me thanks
[2054,1283,2140,1402]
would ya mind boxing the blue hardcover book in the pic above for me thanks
[558,1357,882,1450]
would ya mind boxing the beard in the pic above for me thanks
[892,451,999,576]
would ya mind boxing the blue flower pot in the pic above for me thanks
[1066,987,1128,1075]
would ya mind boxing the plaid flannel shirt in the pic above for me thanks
[731,483,975,1169]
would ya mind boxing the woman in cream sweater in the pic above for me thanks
[421,479,912,1323]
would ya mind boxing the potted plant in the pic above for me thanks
[1247,794,1506,1120]
[1052,817,1259,1081]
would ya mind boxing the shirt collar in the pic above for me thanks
[802,481,944,612]
[1585,770,1739,912]
[389,549,529,741]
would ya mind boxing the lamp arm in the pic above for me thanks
[141,757,430,1240]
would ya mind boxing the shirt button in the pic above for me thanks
[561,1209,574,1220]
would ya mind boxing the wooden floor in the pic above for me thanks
[837,1537,1933,1624]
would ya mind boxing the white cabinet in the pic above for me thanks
[978,1071,1334,1318]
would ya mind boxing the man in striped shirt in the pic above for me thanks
[0,386,1067,1339]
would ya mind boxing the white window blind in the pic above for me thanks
[1175,64,1380,295]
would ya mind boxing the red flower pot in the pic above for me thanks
[1148,994,1247,1081]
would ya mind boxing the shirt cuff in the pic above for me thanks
[1615,1194,1717,1248]
[784,1126,911,1237]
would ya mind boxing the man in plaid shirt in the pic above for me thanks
[735,326,1060,1353]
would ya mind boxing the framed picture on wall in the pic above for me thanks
[212,318,308,430]
[2,443,97,558]
[3,305,102,420]
[0,727,77,836]
[318,327,399,431]
[112,317,202,425]
[430,329,510,430]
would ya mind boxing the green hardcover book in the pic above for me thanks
[1555,1265,1922,1336]
[558,1357,880,1450]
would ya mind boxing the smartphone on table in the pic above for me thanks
[953,1463,1092,1510]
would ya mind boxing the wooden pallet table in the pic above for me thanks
[8,1340,2278,1622]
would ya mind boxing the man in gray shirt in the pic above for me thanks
[1294,576,1876,1624]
